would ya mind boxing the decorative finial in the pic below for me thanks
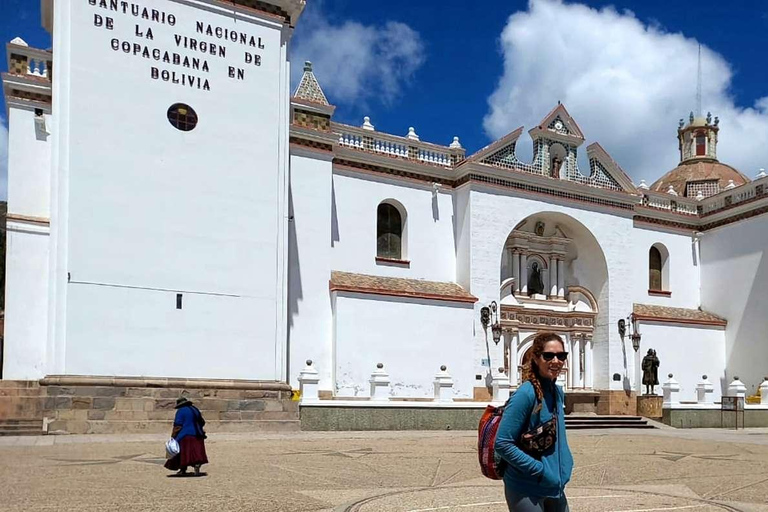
[695,190,704,201]
[725,179,736,190]
[757,168,767,179]
[303,61,313,72]
[440,365,447,371]
[690,111,694,123]
[679,118,685,129]
[702,375,708,380]
[362,116,375,131]
[498,367,505,373]
[638,179,649,190]
[306,359,313,366]
[714,116,720,126]
[706,111,712,125]
[669,373,674,378]
[406,127,420,141]
[377,362,384,369]
[734,376,740,380]
[449,136,462,149]
[10,37,28,47]
[667,185,678,196]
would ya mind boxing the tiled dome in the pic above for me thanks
[651,160,750,197]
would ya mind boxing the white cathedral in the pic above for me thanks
[3,0,767,421]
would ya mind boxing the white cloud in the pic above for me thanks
[291,4,425,108]
[484,0,768,184]
[0,115,8,201]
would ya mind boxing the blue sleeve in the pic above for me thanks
[173,408,186,427]
[495,383,544,476]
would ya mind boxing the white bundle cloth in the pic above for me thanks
[165,438,180,459]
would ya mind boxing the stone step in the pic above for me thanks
[0,429,43,437]
[47,419,300,435]
[566,423,656,430]
[0,419,44,436]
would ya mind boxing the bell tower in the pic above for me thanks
[677,111,719,163]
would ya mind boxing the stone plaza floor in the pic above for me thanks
[2,427,768,511]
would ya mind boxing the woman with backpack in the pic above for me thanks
[165,396,209,476]
[495,332,573,511]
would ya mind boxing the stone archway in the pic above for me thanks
[517,333,570,390]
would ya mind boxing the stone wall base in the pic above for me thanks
[564,391,600,414]
[3,376,299,434]
[597,390,637,415]
[662,408,768,428]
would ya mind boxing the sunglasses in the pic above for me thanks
[540,352,569,362]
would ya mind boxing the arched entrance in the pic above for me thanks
[499,212,607,391]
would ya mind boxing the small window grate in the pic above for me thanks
[167,103,198,132]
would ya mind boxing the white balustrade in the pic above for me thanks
[492,367,511,403]
[761,378,768,405]
[696,375,713,405]
[433,365,454,403]
[662,374,680,408]
[369,363,391,401]
[298,359,320,403]
[728,376,747,398]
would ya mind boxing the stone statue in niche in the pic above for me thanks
[534,221,545,237]
[550,157,563,178]
[528,261,545,296]
[641,349,660,395]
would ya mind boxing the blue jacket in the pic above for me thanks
[173,405,206,442]
[494,380,573,499]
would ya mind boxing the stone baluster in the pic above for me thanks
[549,255,558,297]
[662,374,680,408]
[492,367,511,403]
[369,363,391,401]
[433,365,454,403]
[298,360,320,403]
[696,375,713,405]
[520,252,528,295]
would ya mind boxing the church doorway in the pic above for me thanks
[518,338,569,390]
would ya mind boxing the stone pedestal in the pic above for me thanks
[662,374,681,408]
[369,363,391,402]
[298,360,320,403]
[491,368,511,403]
[597,390,637,415]
[433,366,455,403]
[637,395,663,419]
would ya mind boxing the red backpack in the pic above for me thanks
[478,402,507,479]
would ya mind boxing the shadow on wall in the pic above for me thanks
[331,178,340,246]
[728,251,767,391]
[287,186,302,332]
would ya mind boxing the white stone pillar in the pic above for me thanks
[369,363,391,401]
[662,374,681,408]
[492,367,511,403]
[506,247,513,281]
[520,253,528,295]
[509,330,519,388]
[569,335,578,390]
[760,378,768,405]
[550,255,558,297]
[512,251,521,294]
[696,375,714,405]
[298,359,320,403]
[433,365,454,403]
[728,376,747,399]
[557,258,565,298]
[584,336,593,389]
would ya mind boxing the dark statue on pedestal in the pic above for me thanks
[528,262,545,296]
[641,349,660,395]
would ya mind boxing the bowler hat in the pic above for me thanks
[175,396,193,409]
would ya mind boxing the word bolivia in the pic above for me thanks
[152,67,210,91]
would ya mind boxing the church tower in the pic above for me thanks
[677,111,719,163]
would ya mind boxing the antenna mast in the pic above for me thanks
[696,44,702,117]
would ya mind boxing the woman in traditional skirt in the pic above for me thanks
[165,397,209,476]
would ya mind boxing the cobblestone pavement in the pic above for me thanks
[2,428,768,511]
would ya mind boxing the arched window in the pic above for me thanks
[377,202,403,259]
[695,134,706,156]
[648,244,669,293]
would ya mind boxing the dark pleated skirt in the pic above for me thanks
[165,436,209,471]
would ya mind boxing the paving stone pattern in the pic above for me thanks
[2,429,768,511]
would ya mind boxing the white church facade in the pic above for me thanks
[3,0,768,428]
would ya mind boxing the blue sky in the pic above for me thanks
[1,0,767,195]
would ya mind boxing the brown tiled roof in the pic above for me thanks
[650,160,750,197]
[330,271,477,303]
[633,304,727,327]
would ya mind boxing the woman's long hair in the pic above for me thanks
[521,332,565,408]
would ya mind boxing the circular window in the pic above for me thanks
[167,103,198,131]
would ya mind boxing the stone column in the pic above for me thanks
[568,335,577,390]
[512,250,521,294]
[550,255,558,297]
[584,335,593,389]
[520,252,528,296]
[557,258,565,298]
